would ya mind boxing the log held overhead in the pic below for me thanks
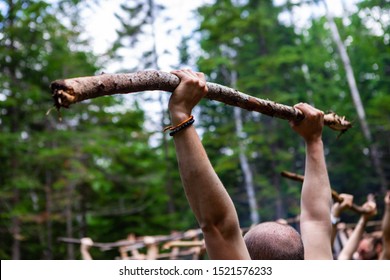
[50,70,352,133]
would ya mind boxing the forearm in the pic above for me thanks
[173,126,234,226]
[300,140,332,259]
[167,70,250,259]
[173,126,249,259]
[301,140,332,222]
[338,216,367,260]
[81,248,92,260]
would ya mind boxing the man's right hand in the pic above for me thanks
[289,103,324,144]
[168,69,208,126]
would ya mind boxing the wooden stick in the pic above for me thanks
[163,240,204,249]
[50,70,352,132]
[58,229,203,252]
[280,170,371,214]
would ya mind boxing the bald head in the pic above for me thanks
[244,222,304,260]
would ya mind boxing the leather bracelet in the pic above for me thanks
[164,115,195,136]
[169,118,194,136]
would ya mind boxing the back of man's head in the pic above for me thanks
[243,221,304,260]
[356,234,382,260]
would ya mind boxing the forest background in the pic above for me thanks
[0,0,389,260]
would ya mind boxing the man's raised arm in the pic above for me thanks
[337,197,377,260]
[290,103,333,260]
[168,69,250,260]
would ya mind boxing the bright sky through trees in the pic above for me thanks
[81,0,360,73]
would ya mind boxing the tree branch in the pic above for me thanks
[50,70,352,132]
[280,170,371,214]
[57,229,202,252]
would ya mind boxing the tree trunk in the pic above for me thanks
[50,70,352,133]
[79,183,88,238]
[44,172,53,259]
[11,190,21,260]
[323,0,388,192]
[231,71,260,225]
[270,139,285,219]
[65,181,75,260]
[7,0,21,260]
[149,0,176,216]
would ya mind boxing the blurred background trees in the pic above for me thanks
[0,0,388,259]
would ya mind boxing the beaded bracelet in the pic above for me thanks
[164,115,195,136]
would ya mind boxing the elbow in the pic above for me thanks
[199,215,241,240]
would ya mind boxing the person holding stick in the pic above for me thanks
[167,69,332,260]
[336,194,377,260]
[335,191,390,260]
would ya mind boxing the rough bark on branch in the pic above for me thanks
[280,171,371,215]
[50,70,352,132]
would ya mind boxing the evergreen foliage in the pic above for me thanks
[0,0,388,259]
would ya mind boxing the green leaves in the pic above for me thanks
[196,0,389,226]
[0,0,169,259]
[1,0,388,259]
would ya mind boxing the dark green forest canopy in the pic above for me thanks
[0,0,389,259]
